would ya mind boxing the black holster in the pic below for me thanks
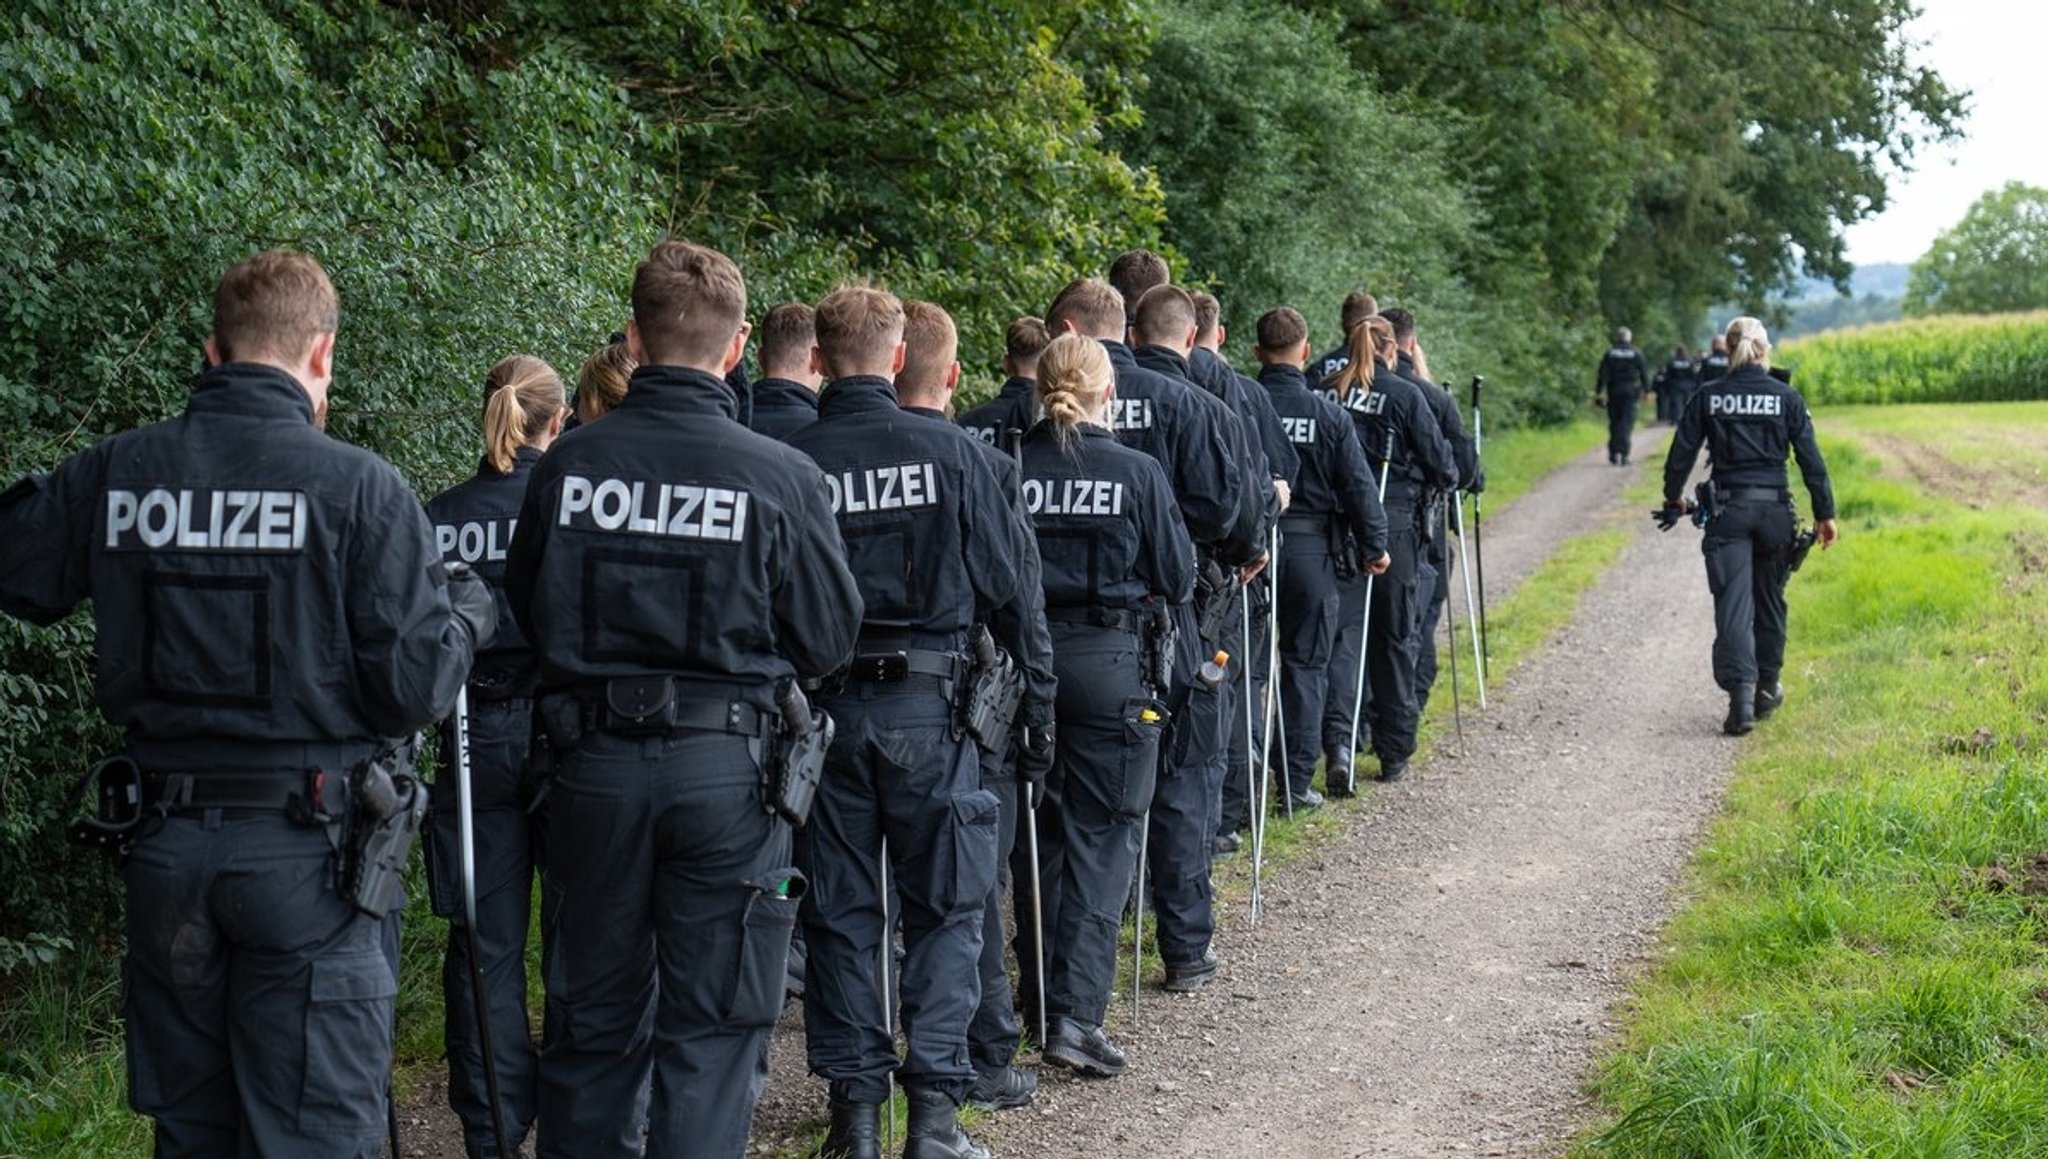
[65,755,148,857]
[770,679,832,828]
[1194,560,1241,648]
[959,624,1026,754]
[1691,480,1715,529]
[340,739,428,919]
[1141,602,1177,695]
[1787,526,1820,573]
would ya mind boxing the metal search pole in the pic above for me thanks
[452,686,512,1159]
[1341,431,1396,793]
[1469,376,1490,681]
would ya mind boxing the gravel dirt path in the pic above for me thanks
[402,438,1743,1158]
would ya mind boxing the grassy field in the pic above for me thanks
[1581,402,2048,1156]
[0,416,1610,1158]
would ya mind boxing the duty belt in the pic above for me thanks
[1044,605,1144,633]
[573,675,775,739]
[1278,513,1332,532]
[843,648,966,685]
[142,770,307,812]
[1716,487,1790,504]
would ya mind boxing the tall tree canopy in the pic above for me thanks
[1906,182,2048,317]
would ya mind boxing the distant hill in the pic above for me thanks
[1787,262,1911,302]
[1773,262,1910,339]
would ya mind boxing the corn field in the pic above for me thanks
[1777,310,2048,405]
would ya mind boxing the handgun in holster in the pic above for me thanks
[341,738,429,919]
[1194,558,1241,647]
[1331,527,1360,580]
[770,679,833,828]
[1141,601,1177,695]
[65,755,150,856]
[1786,526,1820,573]
[1691,481,1715,529]
[960,624,1026,754]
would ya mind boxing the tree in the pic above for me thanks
[1905,183,2048,316]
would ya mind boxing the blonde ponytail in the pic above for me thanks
[480,355,566,473]
[1725,316,1771,371]
[1034,334,1113,448]
[1329,315,1394,395]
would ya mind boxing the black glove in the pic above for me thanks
[1018,722,1055,810]
[1466,469,1486,496]
[445,560,498,651]
[1651,505,1683,532]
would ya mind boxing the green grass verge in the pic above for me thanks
[1579,405,2048,1157]
[0,416,1615,1156]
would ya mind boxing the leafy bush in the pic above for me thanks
[1776,312,2048,406]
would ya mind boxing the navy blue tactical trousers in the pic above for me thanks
[1702,498,1794,691]
[1364,523,1426,766]
[801,681,999,1104]
[968,751,1022,1072]
[1323,569,1370,760]
[426,696,542,1158]
[123,810,392,1158]
[1219,578,1272,836]
[1276,536,1343,798]
[1036,623,1162,1026]
[536,727,797,1159]
[1150,640,1226,966]
[1414,530,1451,716]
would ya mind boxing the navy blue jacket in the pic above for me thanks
[1663,366,1835,520]
[1259,363,1387,557]
[1328,363,1455,520]
[1020,423,1194,612]
[956,376,1037,451]
[427,447,543,696]
[748,376,819,442]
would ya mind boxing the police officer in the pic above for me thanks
[504,241,862,1159]
[749,301,823,441]
[573,339,635,426]
[1698,334,1732,388]
[1307,290,1379,385]
[899,300,1057,1114]
[1655,344,1698,425]
[957,317,1050,449]
[1129,284,1268,994]
[1596,326,1652,465]
[1021,333,1194,1076]
[1660,316,1837,735]
[786,285,1023,1159]
[1381,307,1481,719]
[1252,308,1391,808]
[424,355,566,1158]
[1323,315,1454,788]
[0,250,491,1157]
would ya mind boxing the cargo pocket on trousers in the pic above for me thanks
[298,950,397,1132]
[723,868,807,1029]
[934,789,1002,916]
[1114,697,1168,816]
[421,807,461,921]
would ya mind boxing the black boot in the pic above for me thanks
[1724,683,1757,736]
[901,1087,988,1159]
[822,1098,882,1159]
[1755,682,1785,720]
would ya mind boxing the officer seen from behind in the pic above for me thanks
[504,240,863,1159]
[749,301,823,442]
[424,354,567,1158]
[1655,344,1697,425]
[1660,316,1836,736]
[786,285,1023,1159]
[0,249,492,1157]
[957,316,1050,450]
[1595,326,1652,465]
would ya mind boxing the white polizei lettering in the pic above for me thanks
[558,475,594,524]
[1023,477,1125,517]
[103,488,306,552]
[436,519,516,563]
[969,426,997,445]
[1281,416,1318,444]
[437,523,457,555]
[1707,393,1782,417]
[825,463,939,515]
[1346,390,1388,415]
[555,474,749,542]
[1109,397,1154,431]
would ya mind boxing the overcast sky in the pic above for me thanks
[1840,0,2048,268]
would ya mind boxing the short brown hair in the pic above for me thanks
[814,283,905,377]
[1339,290,1379,335]
[899,300,959,396]
[1191,291,1222,341]
[1256,307,1308,352]
[212,250,338,364]
[630,240,748,367]
[1045,279,1126,341]
[1108,250,1171,322]
[757,302,816,377]
[1379,306,1416,343]
[1004,316,1051,370]
[1133,284,1197,348]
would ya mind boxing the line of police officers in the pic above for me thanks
[0,242,1495,1159]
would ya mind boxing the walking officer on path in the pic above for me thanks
[748,301,824,441]
[1129,284,1269,994]
[1254,308,1391,810]
[1021,333,1194,1077]
[504,240,863,1159]
[1697,333,1732,388]
[1595,326,1652,465]
[1659,316,1837,736]
[424,354,567,1158]
[0,249,493,1157]
[957,316,1050,450]
[1322,315,1454,789]
[786,284,1025,1159]
[1655,344,1698,425]
[1381,307,1481,719]
[899,300,1057,1115]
